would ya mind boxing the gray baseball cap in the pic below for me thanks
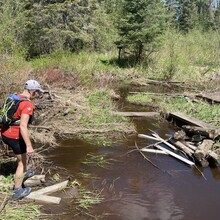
[24,80,45,93]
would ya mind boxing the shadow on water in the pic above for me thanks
[43,85,220,220]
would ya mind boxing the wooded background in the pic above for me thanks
[0,0,220,66]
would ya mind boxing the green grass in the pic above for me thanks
[161,97,220,126]
[82,153,116,169]
[0,204,40,220]
[80,88,127,129]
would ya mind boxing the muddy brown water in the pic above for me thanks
[42,85,220,220]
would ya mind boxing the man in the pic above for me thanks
[1,80,44,200]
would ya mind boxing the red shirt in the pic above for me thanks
[1,95,34,139]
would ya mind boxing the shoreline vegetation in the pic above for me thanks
[0,1,220,217]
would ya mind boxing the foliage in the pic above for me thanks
[161,97,220,126]
[80,88,127,129]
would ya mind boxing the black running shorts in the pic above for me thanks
[1,135,26,155]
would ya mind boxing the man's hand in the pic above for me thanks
[26,144,35,157]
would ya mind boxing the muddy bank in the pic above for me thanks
[31,87,136,146]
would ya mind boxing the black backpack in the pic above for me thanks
[0,94,28,126]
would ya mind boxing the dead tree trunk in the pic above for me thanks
[194,139,214,167]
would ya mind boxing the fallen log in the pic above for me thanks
[168,112,217,129]
[185,142,197,151]
[194,139,214,167]
[182,125,220,140]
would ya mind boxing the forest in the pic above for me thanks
[0,0,219,59]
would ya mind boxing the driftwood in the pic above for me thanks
[182,125,220,140]
[26,180,69,204]
[194,139,214,167]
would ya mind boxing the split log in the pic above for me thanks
[182,125,220,140]
[155,145,195,166]
[174,141,194,156]
[194,139,214,167]
[26,180,69,204]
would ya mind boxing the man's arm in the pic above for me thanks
[20,113,34,156]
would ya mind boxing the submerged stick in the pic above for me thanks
[135,142,164,172]
[140,148,168,155]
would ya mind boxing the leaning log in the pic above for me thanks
[155,145,195,166]
[182,125,220,140]
[194,139,214,167]
[174,141,194,156]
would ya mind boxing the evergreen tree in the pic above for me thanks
[116,0,167,64]
[176,0,198,32]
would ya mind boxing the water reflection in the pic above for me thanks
[112,184,184,220]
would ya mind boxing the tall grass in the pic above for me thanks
[143,29,220,83]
